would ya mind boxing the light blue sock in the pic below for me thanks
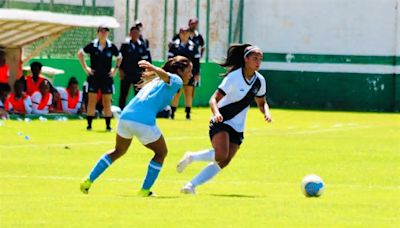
[190,162,221,187]
[141,160,162,190]
[88,154,113,182]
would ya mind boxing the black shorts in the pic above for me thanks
[209,121,244,145]
[87,75,114,94]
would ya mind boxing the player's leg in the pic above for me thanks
[118,78,130,109]
[102,94,113,131]
[80,134,132,194]
[181,131,229,194]
[183,85,193,120]
[138,133,168,196]
[170,89,183,119]
[176,148,215,173]
[218,142,240,169]
[86,92,97,130]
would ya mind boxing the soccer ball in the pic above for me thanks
[301,174,325,197]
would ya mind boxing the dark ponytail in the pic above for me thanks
[219,43,252,76]
[162,55,192,77]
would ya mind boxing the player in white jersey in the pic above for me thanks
[177,44,272,194]
[80,56,193,197]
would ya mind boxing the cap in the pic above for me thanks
[97,25,110,32]
[179,26,190,33]
[188,18,199,25]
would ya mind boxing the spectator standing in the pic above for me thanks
[0,49,10,87]
[168,26,200,120]
[119,25,151,109]
[135,20,152,63]
[78,25,122,131]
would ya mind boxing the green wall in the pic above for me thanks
[261,70,399,112]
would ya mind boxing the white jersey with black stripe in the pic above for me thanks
[217,68,266,133]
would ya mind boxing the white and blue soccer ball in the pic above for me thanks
[301,174,325,197]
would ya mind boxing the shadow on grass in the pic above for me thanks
[116,194,181,199]
[208,193,262,198]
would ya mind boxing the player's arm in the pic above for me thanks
[24,96,32,114]
[77,47,93,75]
[255,96,272,122]
[109,45,122,77]
[138,60,170,83]
[209,89,225,122]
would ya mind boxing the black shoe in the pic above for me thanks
[171,112,175,120]
[106,126,112,132]
[186,113,191,120]
[86,126,92,131]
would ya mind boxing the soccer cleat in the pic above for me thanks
[137,189,156,197]
[86,126,92,131]
[185,113,191,120]
[106,126,112,132]
[181,182,196,194]
[80,178,92,194]
[176,152,193,173]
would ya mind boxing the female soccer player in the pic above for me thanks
[177,44,272,194]
[78,25,122,131]
[80,56,193,197]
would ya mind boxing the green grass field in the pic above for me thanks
[0,108,399,227]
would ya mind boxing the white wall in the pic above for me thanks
[19,0,113,7]
[244,0,400,56]
[113,0,240,61]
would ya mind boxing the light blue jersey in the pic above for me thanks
[119,73,183,125]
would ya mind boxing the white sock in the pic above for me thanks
[189,149,215,162]
[190,162,221,187]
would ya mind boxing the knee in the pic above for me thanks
[215,152,229,163]
[109,148,127,160]
[218,157,232,169]
[155,148,168,159]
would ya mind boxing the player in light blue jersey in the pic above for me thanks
[80,56,193,196]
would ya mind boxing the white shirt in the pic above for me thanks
[57,87,83,114]
[217,68,266,132]
[31,91,53,114]
[6,95,32,114]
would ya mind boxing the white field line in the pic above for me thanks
[0,174,398,191]
[0,125,372,149]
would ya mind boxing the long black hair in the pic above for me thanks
[220,44,251,76]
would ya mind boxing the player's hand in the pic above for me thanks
[138,60,155,71]
[213,113,223,122]
[119,69,125,80]
[85,67,94,76]
[265,112,272,123]
[109,68,118,77]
